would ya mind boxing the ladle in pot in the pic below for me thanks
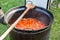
[0,4,35,40]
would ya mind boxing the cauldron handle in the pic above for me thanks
[0,7,6,25]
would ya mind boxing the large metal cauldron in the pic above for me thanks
[0,6,54,40]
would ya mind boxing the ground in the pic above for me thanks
[0,0,60,40]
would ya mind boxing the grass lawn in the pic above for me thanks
[0,0,60,40]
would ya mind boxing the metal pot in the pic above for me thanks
[0,6,54,40]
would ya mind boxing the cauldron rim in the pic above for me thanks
[4,6,54,34]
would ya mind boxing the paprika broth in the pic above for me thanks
[15,18,46,30]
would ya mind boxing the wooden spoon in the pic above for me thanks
[0,4,35,40]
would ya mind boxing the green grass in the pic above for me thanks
[0,0,60,40]
[50,0,60,40]
[49,0,60,40]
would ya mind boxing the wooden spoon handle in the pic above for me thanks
[0,8,30,40]
[0,4,35,40]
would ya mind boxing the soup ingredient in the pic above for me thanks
[15,18,46,30]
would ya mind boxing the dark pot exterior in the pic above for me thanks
[10,27,51,40]
[9,6,54,40]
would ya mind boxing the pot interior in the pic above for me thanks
[4,6,53,31]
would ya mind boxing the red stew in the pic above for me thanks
[15,18,46,30]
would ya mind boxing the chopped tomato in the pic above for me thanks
[15,18,46,30]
